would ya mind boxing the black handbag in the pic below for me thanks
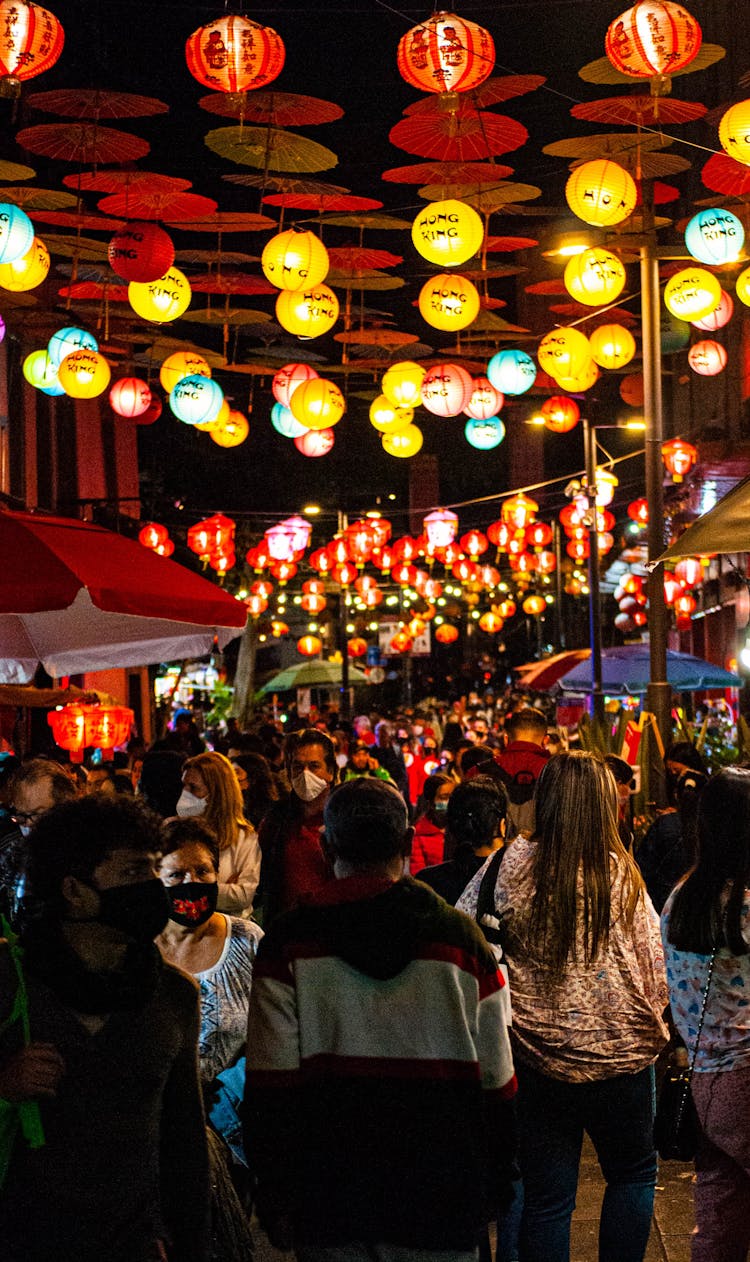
[654,944,718,1162]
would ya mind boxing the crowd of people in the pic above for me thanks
[0,695,748,1262]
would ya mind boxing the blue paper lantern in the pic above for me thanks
[464,416,505,450]
[684,208,745,267]
[47,325,98,368]
[271,401,308,438]
[486,348,536,396]
[169,374,224,425]
[0,204,34,265]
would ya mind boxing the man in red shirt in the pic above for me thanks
[487,708,550,838]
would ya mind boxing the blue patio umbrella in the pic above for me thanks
[558,645,742,696]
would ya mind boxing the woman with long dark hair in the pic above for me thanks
[662,767,750,1262]
[458,751,668,1262]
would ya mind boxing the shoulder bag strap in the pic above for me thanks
[686,943,719,1078]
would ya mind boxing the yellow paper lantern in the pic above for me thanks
[381,360,425,408]
[261,228,329,291]
[58,349,111,398]
[718,99,750,166]
[382,425,423,458]
[276,284,339,338]
[0,236,49,291]
[565,160,637,228]
[418,272,480,331]
[159,350,211,393]
[194,397,230,433]
[289,378,345,430]
[522,595,546,616]
[538,327,593,382]
[369,395,414,432]
[563,248,626,307]
[664,268,721,321]
[128,266,191,322]
[411,198,484,267]
[735,265,750,307]
[589,323,636,370]
[210,409,249,447]
[554,361,600,392]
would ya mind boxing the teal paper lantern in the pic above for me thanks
[660,309,691,355]
[464,416,505,450]
[271,401,308,438]
[486,348,536,396]
[684,208,744,267]
[169,374,224,425]
[47,325,98,368]
[0,204,34,265]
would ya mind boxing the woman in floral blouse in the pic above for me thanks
[661,767,750,1262]
[457,751,668,1262]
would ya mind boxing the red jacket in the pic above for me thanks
[493,739,550,785]
[410,816,446,874]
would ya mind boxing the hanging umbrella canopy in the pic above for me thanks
[579,44,726,86]
[317,212,412,230]
[404,74,546,115]
[486,234,539,251]
[97,189,217,220]
[25,88,169,119]
[223,174,349,195]
[199,90,343,127]
[163,212,276,233]
[0,160,36,181]
[205,125,338,173]
[16,123,150,165]
[559,646,742,696]
[63,170,192,194]
[571,96,707,127]
[655,475,750,564]
[382,161,513,184]
[260,659,369,693]
[261,191,382,212]
[702,153,750,198]
[1,186,77,210]
[32,210,126,231]
[389,112,528,161]
[326,247,403,270]
[0,510,247,684]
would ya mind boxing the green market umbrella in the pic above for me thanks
[260,659,369,693]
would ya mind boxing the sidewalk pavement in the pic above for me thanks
[253,1143,696,1261]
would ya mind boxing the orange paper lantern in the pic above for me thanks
[605,2,701,78]
[397,12,495,94]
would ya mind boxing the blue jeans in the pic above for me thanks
[515,1061,657,1262]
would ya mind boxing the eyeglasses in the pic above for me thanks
[10,808,46,827]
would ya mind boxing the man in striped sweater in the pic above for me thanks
[244,777,517,1261]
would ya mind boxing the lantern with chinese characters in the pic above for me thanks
[675,557,703,586]
[0,0,64,91]
[566,159,636,228]
[664,268,721,321]
[276,284,339,338]
[397,12,494,94]
[540,395,580,433]
[421,362,473,416]
[0,203,34,264]
[605,1,701,77]
[502,494,538,531]
[48,703,134,763]
[262,229,329,292]
[382,426,423,457]
[435,623,459,644]
[538,327,593,383]
[424,508,458,549]
[159,350,210,394]
[688,340,727,376]
[272,362,319,408]
[419,272,479,331]
[719,99,750,166]
[554,361,600,394]
[289,378,345,430]
[564,247,626,306]
[108,221,174,284]
[464,377,503,420]
[685,208,744,267]
[109,377,152,419]
[129,267,191,323]
[486,348,536,396]
[0,236,49,291]
[381,360,426,409]
[692,290,733,332]
[522,595,546,617]
[627,497,649,526]
[297,634,322,657]
[412,198,484,267]
[58,349,111,398]
[464,416,505,449]
[23,349,62,394]
[369,395,414,433]
[170,375,224,426]
[139,522,169,551]
[662,437,698,481]
[589,323,636,370]
[294,428,335,457]
[185,13,284,92]
[211,409,249,447]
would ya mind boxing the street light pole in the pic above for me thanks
[582,415,605,723]
[337,510,350,721]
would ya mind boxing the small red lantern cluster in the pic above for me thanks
[48,703,134,763]
[138,522,174,558]
[187,513,236,574]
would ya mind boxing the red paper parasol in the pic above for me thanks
[571,95,706,127]
[525,279,567,295]
[25,88,169,119]
[327,247,403,269]
[98,190,217,220]
[63,171,192,194]
[223,174,349,195]
[262,192,383,211]
[636,181,680,205]
[188,273,277,295]
[701,153,750,197]
[32,211,126,231]
[334,329,419,346]
[58,282,130,301]
[389,112,528,161]
[199,90,342,127]
[405,75,546,116]
[16,123,150,165]
[382,161,513,184]
[485,235,539,251]
[163,213,276,233]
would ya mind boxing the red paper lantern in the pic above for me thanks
[435,623,459,644]
[135,396,162,426]
[294,427,335,457]
[675,593,697,617]
[526,521,553,548]
[540,395,580,433]
[522,595,546,616]
[185,14,285,93]
[362,588,384,607]
[270,560,298,583]
[460,530,488,559]
[347,637,368,658]
[245,542,271,571]
[464,376,503,421]
[332,561,358,586]
[453,558,479,583]
[663,573,684,605]
[0,0,64,89]
[392,563,418,586]
[479,611,504,633]
[567,539,589,560]
[662,437,698,482]
[674,557,703,587]
[108,222,174,284]
[187,513,235,558]
[138,522,169,550]
[688,340,727,376]
[620,373,644,407]
[309,547,332,574]
[487,520,512,549]
[478,564,500,588]
[301,593,327,614]
[390,629,413,654]
[345,520,377,566]
[48,702,133,763]
[498,600,517,619]
[537,551,557,574]
[110,376,152,418]
[627,497,649,525]
[391,536,420,563]
[245,594,268,617]
[297,634,322,657]
[302,579,326,596]
[397,12,495,95]
[605,2,702,78]
[502,493,538,531]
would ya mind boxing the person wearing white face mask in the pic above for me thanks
[177,753,261,919]
[256,729,337,927]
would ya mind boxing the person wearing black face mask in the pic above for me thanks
[155,818,263,1175]
[0,795,210,1262]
